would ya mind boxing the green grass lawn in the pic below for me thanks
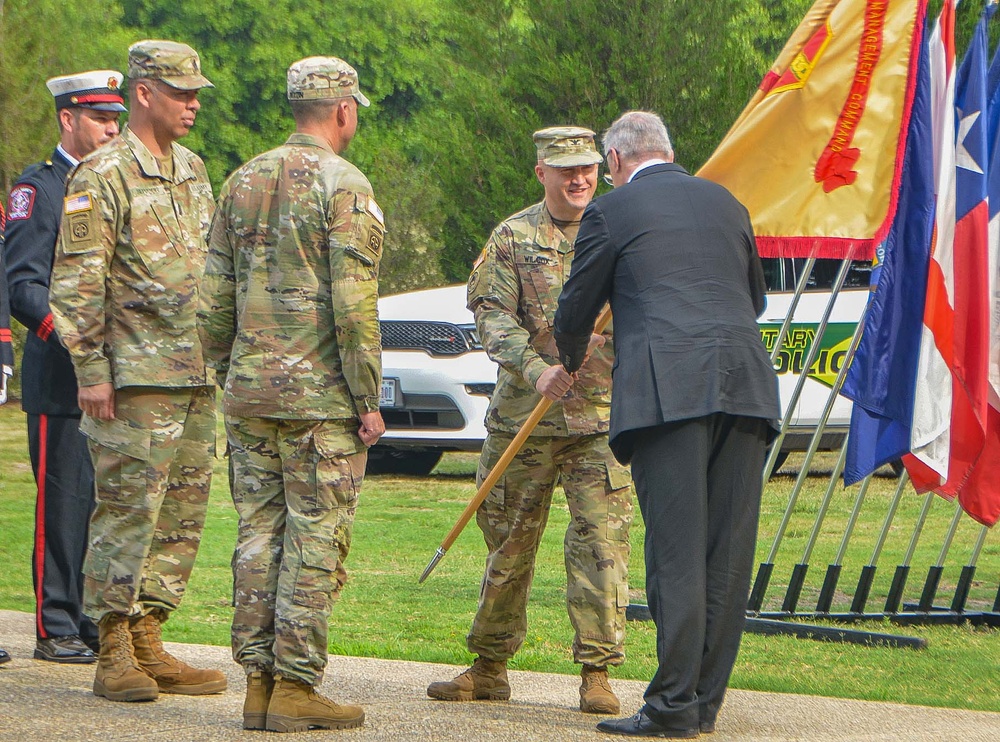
[0,403,997,711]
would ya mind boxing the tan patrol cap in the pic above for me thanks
[287,57,370,107]
[128,39,214,90]
[533,126,602,167]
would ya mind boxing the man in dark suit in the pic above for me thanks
[555,111,780,739]
[3,71,124,663]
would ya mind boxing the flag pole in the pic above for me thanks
[419,305,613,583]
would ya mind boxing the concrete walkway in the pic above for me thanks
[1,610,998,741]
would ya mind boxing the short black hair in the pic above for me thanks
[289,98,341,125]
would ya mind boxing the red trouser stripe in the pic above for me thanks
[34,415,49,639]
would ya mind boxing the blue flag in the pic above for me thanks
[841,14,934,485]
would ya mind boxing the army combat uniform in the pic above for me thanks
[467,198,633,668]
[200,127,383,686]
[49,123,217,624]
[4,70,128,659]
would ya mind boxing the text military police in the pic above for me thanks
[199,56,385,733]
[49,40,225,703]
[426,127,633,715]
[4,70,125,664]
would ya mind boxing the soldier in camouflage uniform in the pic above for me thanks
[49,40,225,703]
[427,127,633,715]
[199,56,384,733]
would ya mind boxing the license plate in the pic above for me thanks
[380,378,398,407]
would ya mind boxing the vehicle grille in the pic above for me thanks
[380,320,480,356]
[382,394,466,430]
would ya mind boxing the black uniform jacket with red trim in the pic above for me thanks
[0,203,14,369]
[3,148,81,415]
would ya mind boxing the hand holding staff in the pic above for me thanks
[419,305,612,583]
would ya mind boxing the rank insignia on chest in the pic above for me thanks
[65,192,93,214]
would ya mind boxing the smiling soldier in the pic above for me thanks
[427,127,633,715]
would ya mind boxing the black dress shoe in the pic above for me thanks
[34,636,96,664]
[0,647,10,665]
[597,711,700,738]
[82,635,101,654]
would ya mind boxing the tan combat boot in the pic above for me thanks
[265,675,365,733]
[130,611,227,695]
[426,656,511,701]
[579,664,621,714]
[93,613,159,702]
[244,669,276,730]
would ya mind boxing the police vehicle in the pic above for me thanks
[371,258,870,475]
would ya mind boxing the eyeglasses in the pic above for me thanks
[603,148,617,186]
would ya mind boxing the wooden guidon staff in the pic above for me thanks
[419,305,612,583]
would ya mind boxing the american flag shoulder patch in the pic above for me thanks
[64,192,93,215]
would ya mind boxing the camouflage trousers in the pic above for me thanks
[227,416,366,686]
[469,432,633,667]
[80,386,216,622]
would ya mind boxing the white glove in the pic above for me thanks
[0,365,12,405]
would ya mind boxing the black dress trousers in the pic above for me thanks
[27,413,97,643]
[630,412,768,730]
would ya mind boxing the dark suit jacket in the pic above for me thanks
[3,148,81,416]
[554,162,780,463]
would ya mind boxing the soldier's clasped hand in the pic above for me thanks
[535,364,575,401]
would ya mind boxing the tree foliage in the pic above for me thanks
[0,0,132,193]
[1,0,993,291]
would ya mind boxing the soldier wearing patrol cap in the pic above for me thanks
[49,40,223,703]
[426,127,633,715]
[3,70,125,665]
[199,55,383,732]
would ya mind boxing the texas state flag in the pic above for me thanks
[945,1,1000,527]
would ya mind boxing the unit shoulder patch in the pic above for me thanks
[7,185,36,220]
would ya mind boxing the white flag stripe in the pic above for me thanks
[910,7,955,481]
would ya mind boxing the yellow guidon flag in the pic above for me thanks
[698,0,927,260]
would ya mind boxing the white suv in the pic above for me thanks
[372,285,496,474]
[372,260,870,474]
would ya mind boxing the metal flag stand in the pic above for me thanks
[629,254,997,646]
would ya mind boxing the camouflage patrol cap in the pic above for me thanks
[287,57,370,107]
[533,126,603,167]
[128,40,214,90]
